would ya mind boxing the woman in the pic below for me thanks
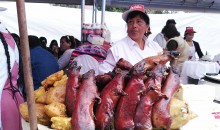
[99,4,162,74]
[0,7,24,129]
[58,35,81,70]
[49,39,59,59]
[184,27,204,60]
[163,24,189,73]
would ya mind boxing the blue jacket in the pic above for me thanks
[30,46,59,90]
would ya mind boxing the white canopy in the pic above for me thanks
[1,1,220,57]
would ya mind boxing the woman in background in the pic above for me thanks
[184,27,203,60]
[49,39,59,59]
[58,35,81,70]
[163,24,189,73]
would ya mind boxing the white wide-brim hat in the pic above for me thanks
[122,4,149,22]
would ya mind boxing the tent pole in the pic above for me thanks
[101,0,106,25]
[92,0,97,23]
[15,0,37,130]
[81,0,85,42]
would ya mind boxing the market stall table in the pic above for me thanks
[181,60,220,84]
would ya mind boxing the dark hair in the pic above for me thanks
[49,39,58,49]
[126,11,150,25]
[11,33,20,46]
[28,35,41,49]
[166,19,176,26]
[39,36,47,48]
[0,32,21,99]
[162,24,180,39]
[60,35,81,49]
[166,39,178,51]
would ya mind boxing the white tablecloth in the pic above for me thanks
[181,61,220,84]
[179,84,220,130]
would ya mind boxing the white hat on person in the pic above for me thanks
[122,4,149,22]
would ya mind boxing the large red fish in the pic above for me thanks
[95,69,127,130]
[115,60,146,130]
[152,66,180,130]
[71,69,100,130]
[65,61,81,116]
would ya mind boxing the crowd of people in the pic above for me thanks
[1,3,220,130]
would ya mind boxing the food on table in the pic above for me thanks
[20,55,197,129]
[152,66,180,130]
[34,86,46,100]
[170,98,197,129]
[20,102,50,126]
[95,69,127,130]
[41,70,64,88]
[65,61,81,116]
[46,82,66,104]
[71,70,100,130]
[51,116,71,130]
[44,102,67,118]
[115,60,146,129]
[35,91,47,104]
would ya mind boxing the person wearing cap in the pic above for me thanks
[162,24,190,74]
[99,4,162,74]
[153,19,177,49]
[0,7,24,130]
[184,27,204,60]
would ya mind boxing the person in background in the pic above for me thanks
[184,27,204,60]
[49,39,59,59]
[163,24,189,73]
[153,19,176,49]
[39,36,48,49]
[29,35,59,90]
[99,4,162,74]
[0,6,24,130]
[58,35,81,70]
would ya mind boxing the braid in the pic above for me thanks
[7,30,25,98]
[0,32,20,99]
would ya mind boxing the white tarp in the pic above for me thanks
[0,2,220,57]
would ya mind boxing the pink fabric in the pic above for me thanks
[1,63,24,130]
[1,32,24,130]
[1,32,15,50]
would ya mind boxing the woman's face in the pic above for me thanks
[185,33,194,41]
[60,38,71,51]
[51,45,58,53]
[127,15,148,42]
